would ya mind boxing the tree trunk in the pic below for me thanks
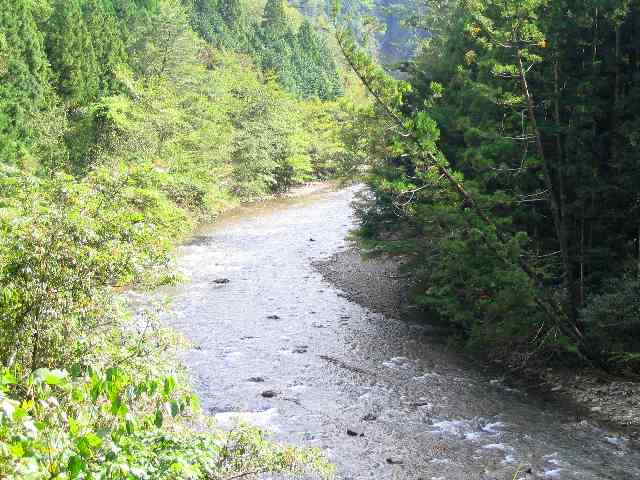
[517,51,580,329]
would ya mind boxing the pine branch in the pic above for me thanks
[333,26,588,353]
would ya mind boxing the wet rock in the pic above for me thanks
[261,390,278,398]
[208,405,235,414]
[212,278,230,284]
[362,413,377,421]
[385,458,403,465]
[247,377,265,383]
[267,315,281,320]
[604,435,626,446]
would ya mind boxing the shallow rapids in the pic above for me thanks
[130,186,639,480]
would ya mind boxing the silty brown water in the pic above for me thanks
[129,186,640,480]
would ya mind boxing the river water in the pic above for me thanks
[131,186,638,480]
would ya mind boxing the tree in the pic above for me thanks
[82,0,128,95]
[45,0,100,106]
[219,0,243,29]
[262,0,290,37]
[0,0,53,165]
[294,20,343,99]
[130,0,198,79]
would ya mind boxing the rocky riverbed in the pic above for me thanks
[315,246,640,442]
[130,185,640,479]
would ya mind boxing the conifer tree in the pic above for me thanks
[46,0,100,106]
[0,0,52,164]
[295,21,342,99]
[83,0,128,95]
[219,0,243,29]
[189,0,222,43]
[261,0,289,37]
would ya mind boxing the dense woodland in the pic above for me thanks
[0,0,348,477]
[342,0,640,371]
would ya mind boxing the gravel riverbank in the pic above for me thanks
[315,246,640,441]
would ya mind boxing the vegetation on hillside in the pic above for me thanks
[0,0,350,477]
[337,0,640,373]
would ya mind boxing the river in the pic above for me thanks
[130,186,639,480]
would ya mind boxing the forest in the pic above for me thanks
[1,0,640,477]
[0,0,350,477]
[343,0,640,372]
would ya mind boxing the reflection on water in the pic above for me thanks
[128,186,639,480]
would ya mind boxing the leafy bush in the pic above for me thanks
[0,343,332,479]
[582,276,640,370]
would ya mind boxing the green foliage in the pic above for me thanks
[339,0,640,370]
[129,0,198,79]
[46,0,101,106]
[0,0,354,477]
[294,21,343,99]
[188,0,345,100]
[82,0,128,94]
[262,0,290,34]
[582,276,640,370]
[0,0,53,165]
[0,343,333,479]
[0,166,190,371]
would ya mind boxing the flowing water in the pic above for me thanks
[129,186,638,480]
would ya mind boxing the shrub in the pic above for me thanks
[582,275,640,370]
